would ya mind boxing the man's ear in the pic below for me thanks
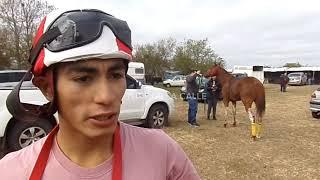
[32,75,54,102]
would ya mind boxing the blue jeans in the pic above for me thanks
[188,97,198,124]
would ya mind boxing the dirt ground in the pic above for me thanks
[163,84,320,180]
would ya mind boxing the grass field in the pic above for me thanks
[162,84,320,180]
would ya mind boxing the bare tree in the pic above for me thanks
[0,0,54,69]
[0,27,11,69]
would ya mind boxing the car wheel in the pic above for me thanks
[166,83,171,87]
[312,112,320,119]
[146,104,168,128]
[7,118,55,151]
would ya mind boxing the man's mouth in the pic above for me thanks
[88,113,117,127]
[91,114,115,121]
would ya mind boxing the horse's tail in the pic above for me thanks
[255,86,266,118]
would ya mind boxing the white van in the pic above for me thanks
[288,72,308,85]
[127,62,145,83]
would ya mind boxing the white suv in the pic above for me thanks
[310,87,320,119]
[0,70,174,151]
[162,75,186,87]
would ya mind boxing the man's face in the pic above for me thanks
[56,58,127,138]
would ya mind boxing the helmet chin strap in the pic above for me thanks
[6,68,58,122]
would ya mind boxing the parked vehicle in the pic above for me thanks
[163,75,186,87]
[163,70,182,80]
[0,70,33,87]
[232,65,264,83]
[310,87,320,119]
[0,71,174,151]
[180,76,209,102]
[127,62,145,83]
[288,72,308,85]
[232,72,248,79]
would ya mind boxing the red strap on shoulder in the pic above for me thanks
[29,125,122,180]
[112,125,122,180]
[29,126,59,180]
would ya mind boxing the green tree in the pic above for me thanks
[283,62,303,68]
[173,38,225,74]
[133,38,176,78]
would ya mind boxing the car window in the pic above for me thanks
[288,74,300,77]
[126,75,137,89]
[0,71,32,83]
[0,73,10,83]
[135,68,144,74]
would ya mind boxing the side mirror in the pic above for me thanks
[137,81,142,88]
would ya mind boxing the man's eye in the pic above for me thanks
[74,76,91,82]
[112,73,124,79]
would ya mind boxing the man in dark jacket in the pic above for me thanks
[205,76,221,120]
[186,69,201,127]
[280,73,289,92]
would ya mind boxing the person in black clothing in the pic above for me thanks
[205,76,221,120]
[186,69,201,127]
[280,73,289,92]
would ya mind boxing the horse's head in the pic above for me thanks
[205,65,221,78]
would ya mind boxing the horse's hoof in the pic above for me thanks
[251,136,257,141]
[233,123,237,127]
[224,124,227,128]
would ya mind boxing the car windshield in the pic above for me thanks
[288,74,301,77]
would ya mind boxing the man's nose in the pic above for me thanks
[93,80,116,105]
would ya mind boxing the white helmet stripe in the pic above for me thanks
[43,26,130,66]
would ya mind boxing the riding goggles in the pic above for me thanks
[29,9,132,66]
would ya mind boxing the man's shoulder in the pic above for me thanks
[120,122,176,146]
[0,137,46,177]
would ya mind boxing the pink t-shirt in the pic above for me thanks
[0,122,200,180]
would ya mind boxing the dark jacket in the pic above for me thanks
[186,73,200,95]
[205,79,221,100]
[280,74,289,85]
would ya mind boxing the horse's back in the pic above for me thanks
[232,77,264,98]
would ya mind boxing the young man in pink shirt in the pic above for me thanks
[0,9,200,180]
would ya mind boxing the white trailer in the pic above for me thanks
[127,62,145,83]
[232,65,264,83]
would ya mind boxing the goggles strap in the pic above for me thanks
[29,27,62,65]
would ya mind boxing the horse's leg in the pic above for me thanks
[232,102,237,126]
[243,100,256,140]
[223,100,229,128]
[256,112,262,139]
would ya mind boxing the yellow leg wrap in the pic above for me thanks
[251,123,257,137]
[256,123,262,138]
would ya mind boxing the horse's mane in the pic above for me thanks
[214,65,231,76]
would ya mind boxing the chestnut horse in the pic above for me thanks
[205,65,265,139]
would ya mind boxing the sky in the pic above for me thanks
[45,0,320,68]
